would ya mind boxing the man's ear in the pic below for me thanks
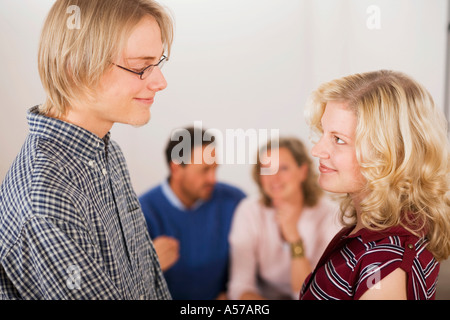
[169,161,183,180]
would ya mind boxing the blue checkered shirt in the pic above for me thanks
[0,106,171,300]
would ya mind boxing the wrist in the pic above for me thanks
[282,229,301,244]
[289,238,305,259]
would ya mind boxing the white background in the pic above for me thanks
[0,0,449,298]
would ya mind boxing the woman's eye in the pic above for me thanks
[334,136,345,144]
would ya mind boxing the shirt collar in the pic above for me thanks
[344,225,418,243]
[28,106,110,161]
[161,179,205,211]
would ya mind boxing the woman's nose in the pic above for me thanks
[311,136,329,159]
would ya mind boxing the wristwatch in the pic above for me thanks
[290,239,305,258]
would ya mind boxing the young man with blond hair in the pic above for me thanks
[0,0,173,299]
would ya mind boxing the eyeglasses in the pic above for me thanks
[112,55,167,80]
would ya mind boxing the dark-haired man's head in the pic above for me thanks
[165,126,218,208]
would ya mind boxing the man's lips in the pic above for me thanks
[319,163,337,173]
[134,97,154,104]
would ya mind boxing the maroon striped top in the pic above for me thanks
[299,225,440,300]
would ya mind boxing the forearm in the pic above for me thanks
[290,257,312,293]
[289,238,312,293]
[239,291,267,300]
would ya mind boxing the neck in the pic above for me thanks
[350,192,365,234]
[49,105,113,139]
[274,190,305,218]
[289,191,304,211]
[169,179,197,209]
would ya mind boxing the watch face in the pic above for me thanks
[291,241,305,258]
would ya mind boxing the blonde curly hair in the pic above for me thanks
[306,70,450,261]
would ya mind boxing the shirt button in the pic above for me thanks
[407,244,414,249]
[88,160,95,167]
[102,168,108,176]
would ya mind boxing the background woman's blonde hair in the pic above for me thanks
[38,0,174,117]
[253,137,323,208]
[306,70,450,261]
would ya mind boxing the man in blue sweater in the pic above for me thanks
[139,126,246,300]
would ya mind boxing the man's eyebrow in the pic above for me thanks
[126,50,166,61]
[126,56,156,61]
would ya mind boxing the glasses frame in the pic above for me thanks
[112,55,167,80]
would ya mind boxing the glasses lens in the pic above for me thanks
[141,57,167,80]
[158,57,167,70]
[141,66,154,80]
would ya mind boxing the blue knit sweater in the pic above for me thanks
[139,182,245,300]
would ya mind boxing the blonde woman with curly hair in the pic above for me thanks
[300,70,450,300]
[228,137,340,300]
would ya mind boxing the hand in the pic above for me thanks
[215,292,228,300]
[152,236,180,271]
[272,198,302,243]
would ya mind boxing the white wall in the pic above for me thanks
[0,0,448,197]
[0,0,449,299]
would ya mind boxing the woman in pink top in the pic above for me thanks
[227,137,341,300]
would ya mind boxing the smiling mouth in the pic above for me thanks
[319,164,337,173]
[270,184,283,191]
[134,97,154,104]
